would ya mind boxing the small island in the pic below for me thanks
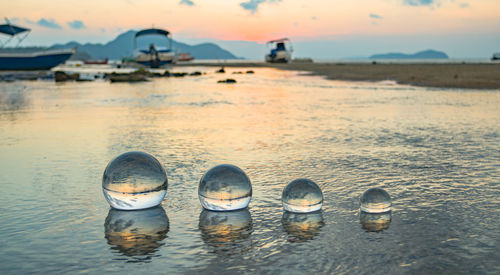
[370,49,449,59]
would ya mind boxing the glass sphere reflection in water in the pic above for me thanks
[104,206,169,258]
[359,188,391,213]
[198,164,252,211]
[360,211,392,232]
[199,209,253,255]
[282,211,324,242]
[282,179,323,213]
[102,151,168,210]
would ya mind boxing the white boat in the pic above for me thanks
[492,53,500,61]
[134,28,176,68]
[265,38,293,63]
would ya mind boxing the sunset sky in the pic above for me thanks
[3,0,500,58]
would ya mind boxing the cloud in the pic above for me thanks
[369,13,383,19]
[179,0,194,6]
[459,2,469,8]
[37,18,62,29]
[403,0,435,6]
[67,20,86,30]
[240,0,281,14]
[311,16,319,20]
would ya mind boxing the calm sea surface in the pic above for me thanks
[0,67,499,274]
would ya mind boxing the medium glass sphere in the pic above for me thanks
[198,164,252,211]
[104,206,169,257]
[359,188,391,213]
[102,151,168,210]
[282,179,323,213]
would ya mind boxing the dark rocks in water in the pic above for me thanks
[55,71,80,82]
[189,71,202,76]
[217,78,237,84]
[171,72,188,77]
[108,71,148,83]
[216,67,225,73]
[246,70,255,74]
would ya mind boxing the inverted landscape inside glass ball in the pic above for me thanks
[102,151,168,210]
[282,178,323,213]
[198,164,252,211]
[359,187,391,213]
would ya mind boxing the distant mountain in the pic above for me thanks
[370,49,448,59]
[49,30,238,60]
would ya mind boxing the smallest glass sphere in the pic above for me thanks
[359,188,391,213]
[282,179,323,213]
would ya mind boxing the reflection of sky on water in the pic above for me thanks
[0,67,499,273]
[282,211,324,242]
[198,208,253,256]
[104,206,169,262]
[359,211,392,232]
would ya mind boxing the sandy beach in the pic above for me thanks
[177,62,500,89]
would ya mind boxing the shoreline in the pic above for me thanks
[175,61,500,89]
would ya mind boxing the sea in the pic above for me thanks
[0,66,499,274]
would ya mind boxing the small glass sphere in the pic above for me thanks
[198,164,252,211]
[102,151,168,210]
[360,211,391,232]
[282,179,323,213]
[282,211,324,242]
[359,188,391,213]
[104,206,169,257]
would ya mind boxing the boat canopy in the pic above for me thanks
[0,24,30,36]
[135,28,170,38]
[267,38,289,44]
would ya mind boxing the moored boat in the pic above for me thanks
[265,38,293,63]
[134,28,176,68]
[492,53,500,61]
[0,20,74,70]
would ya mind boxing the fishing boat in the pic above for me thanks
[265,38,293,63]
[0,20,74,70]
[492,53,500,61]
[134,28,176,68]
[177,52,194,62]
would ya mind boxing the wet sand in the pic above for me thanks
[177,62,500,89]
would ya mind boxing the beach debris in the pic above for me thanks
[103,151,168,210]
[217,78,237,84]
[246,70,255,74]
[216,67,225,73]
[198,164,252,211]
[232,71,243,74]
[189,71,202,76]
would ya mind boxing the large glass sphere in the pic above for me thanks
[359,188,391,213]
[282,179,323,213]
[104,206,169,258]
[102,151,168,210]
[282,211,324,242]
[359,211,392,232]
[198,164,252,211]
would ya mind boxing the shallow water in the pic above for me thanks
[0,67,499,274]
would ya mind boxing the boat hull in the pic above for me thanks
[0,49,74,70]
